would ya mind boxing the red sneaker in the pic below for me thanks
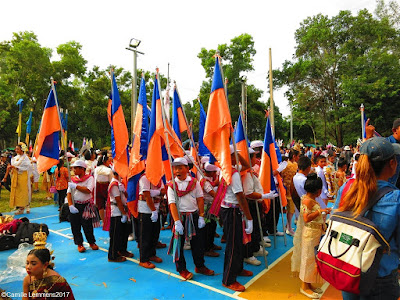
[212,244,222,250]
[78,245,86,253]
[223,281,245,292]
[139,261,155,269]
[239,269,253,277]
[108,256,126,263]
[195,266,215,276]
[204,250,220,257]
[179,269,193,280]
[89,243,99,250]
[156,241,167,248]
[149,256,162,263]
[118,251,134,258]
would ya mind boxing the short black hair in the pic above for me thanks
[288,149,299,160]
[315,155,326,163]
[337,158,347,168]
[298,156,311,171]
[304,173,322,194]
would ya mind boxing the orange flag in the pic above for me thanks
[35,88,61,173]
[110,72,129,178]
[203,56,233,184]
[259,117,287,207]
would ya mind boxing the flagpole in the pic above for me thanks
[25,108,33,146]
[16,99,23,144]
[60,108,64,151]
[215,52,240,170]
[51,78,72,184]
[157,69,183,261]
[217,52,254,241]
[162,101,205,178]
[239,103,268,268]
[65,109,68,150]
[269,48,275,136]
[174,82,202,167]
[360,103,365,139]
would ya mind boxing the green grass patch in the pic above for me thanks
[0,175,56,213]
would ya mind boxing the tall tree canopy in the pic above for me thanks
[274,7,400,146]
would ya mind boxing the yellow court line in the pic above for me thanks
[49,229,245,300]
[236,249,332,300]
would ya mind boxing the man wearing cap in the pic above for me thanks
[220,145,253,292]
[168,157,214,280]
[242,148,277,266]
[250,140,263,176]
[107,167,133,262]
[137,172,165,269]
[386,118,400,188]
[67,160,99,253]
[200,162,221,257]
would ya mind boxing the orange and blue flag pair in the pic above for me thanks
[172,87,188,142]
[258,117,287,207]
[203,56,233,184]
[127,75,149,216]
[35,88,61,173]
[234,114,250,169]
[111,72,129,178]
[146,74,170,186]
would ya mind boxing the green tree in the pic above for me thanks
[0,31,87,147]
[274,8,400,146]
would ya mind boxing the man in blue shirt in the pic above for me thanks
[387,118,400,187]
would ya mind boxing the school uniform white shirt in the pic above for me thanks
[315,166,329,200]
[67,176,95,204]
[221,171,243,208]
[94,165,113,182]
[202,176,218,205]
[167,176,203,213]
[242,172,263,197]
[138,175,164,214]
[293,172,326,209]
[109,178,127,217]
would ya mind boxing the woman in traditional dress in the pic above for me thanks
[23,231,74,299]
[291,173,331,299]
[94,152,113,221]
[7,143,32,214]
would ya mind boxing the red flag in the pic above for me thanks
[203,56,232,184]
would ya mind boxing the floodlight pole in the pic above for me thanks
[126,40,144,145]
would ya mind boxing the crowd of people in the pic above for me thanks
[0,117,399,299]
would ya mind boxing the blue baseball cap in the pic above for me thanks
[360,137,400,162]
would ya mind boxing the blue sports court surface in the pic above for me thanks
[0,205,301,299]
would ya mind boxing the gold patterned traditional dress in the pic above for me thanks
[9,154,32,208]
[28,275,75,299]
[281,161,298,214]
[291,195,324,284]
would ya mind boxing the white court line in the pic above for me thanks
[49,229,245,300]
[233,247,294,297]
[56,227,71,232]
[29,214,59,221]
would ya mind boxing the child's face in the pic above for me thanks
[318,159,327,168]
[26,254,46,277]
